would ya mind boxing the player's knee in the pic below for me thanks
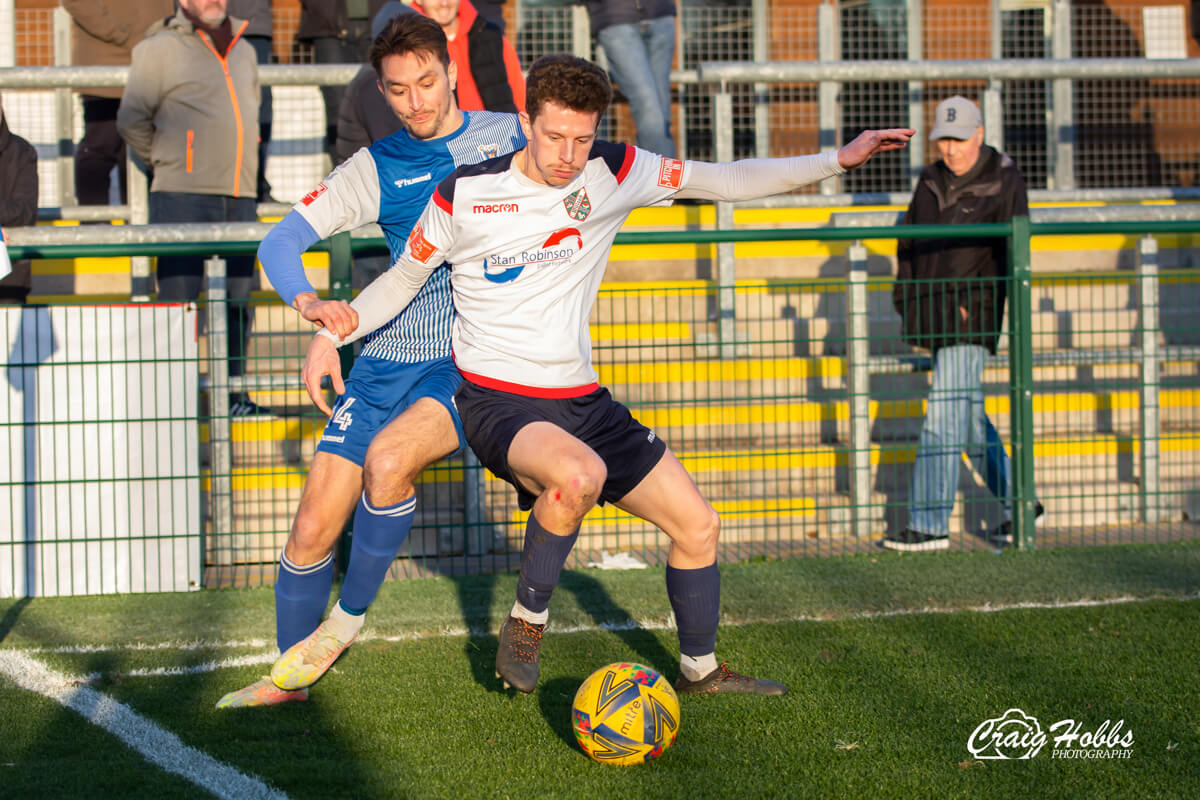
[362,446,416,502]
[286,509,337,565]
[557,455,606,510]
[681,507,720,558]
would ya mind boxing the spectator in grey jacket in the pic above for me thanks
[117,0,265,415]
[0,94,38,303]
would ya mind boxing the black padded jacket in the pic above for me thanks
[893,145,1029,354]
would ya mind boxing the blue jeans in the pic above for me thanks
[597,15,677,158]
[908,344,1012,536]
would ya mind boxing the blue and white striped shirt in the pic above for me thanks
[265,110,524,363]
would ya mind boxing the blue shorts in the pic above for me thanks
[316,355,465,467]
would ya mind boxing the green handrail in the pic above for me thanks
[12,219,1200,263]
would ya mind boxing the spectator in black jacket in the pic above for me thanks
[333,1,413,165]
[0,95,38,303]
[299,0,390,161]
[333,2,413,288]
[885,95,1040,552]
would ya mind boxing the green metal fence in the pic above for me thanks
[3,219,1197,595]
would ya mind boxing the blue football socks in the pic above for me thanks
[339,492,416,614]
[274,551,334,652]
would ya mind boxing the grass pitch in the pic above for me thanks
[1,541,1198,799]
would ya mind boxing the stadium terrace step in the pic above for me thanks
[201,417,325,467]
[482,481,1152,553]
[604,389,1200,451]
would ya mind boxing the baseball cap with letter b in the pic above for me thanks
[930,96,982,140]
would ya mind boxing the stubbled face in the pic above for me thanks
[181,0,227,28]
[377,51,461,141]
[517,101,600,187]
[936,126,984,176]
[420,0,461,31]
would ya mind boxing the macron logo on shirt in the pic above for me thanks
[473,203,519,214]
[395,173,433,189]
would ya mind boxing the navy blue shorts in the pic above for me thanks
[455,381,666,511]
[316,355,465,466]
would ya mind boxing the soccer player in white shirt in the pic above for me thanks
[305,54,913,695]
[216,16,524,709]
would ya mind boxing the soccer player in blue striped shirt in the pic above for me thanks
[216,13,524,708]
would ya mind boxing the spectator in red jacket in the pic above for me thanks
[416,0,525,113]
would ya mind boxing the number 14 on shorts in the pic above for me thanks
[332,397,357,431]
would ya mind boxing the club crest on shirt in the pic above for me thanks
[478,143,500,159]
[563,187,591,221]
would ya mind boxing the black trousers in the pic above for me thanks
[75,96,126,206]
[150,192,258,378]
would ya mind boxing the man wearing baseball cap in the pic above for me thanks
[885,95,1042,551]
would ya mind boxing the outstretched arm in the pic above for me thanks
[676,128,914,201]
[836,128,915,170]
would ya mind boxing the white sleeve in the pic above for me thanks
[324,192,454,346]
[293,148,382,238]
[675,150,845,201]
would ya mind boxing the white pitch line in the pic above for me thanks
[9,591,1197,682]
[0,650,290,800]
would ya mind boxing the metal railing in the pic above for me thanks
[3,215,1198,595]
[4,53,1200,217]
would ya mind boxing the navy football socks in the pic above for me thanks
[515,513,579,616]
[665,561,721,657]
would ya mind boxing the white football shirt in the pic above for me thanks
[335,142,845,394]
[379,142,683,395]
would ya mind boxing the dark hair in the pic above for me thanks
[524,54,613,122]
[369,13,450,78]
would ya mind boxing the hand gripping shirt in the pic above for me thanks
[291,110,524,363]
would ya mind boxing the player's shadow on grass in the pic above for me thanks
[557,569,676,676]
[537,676,586,753]
[0,597,30,645]
[451,572,502,691]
